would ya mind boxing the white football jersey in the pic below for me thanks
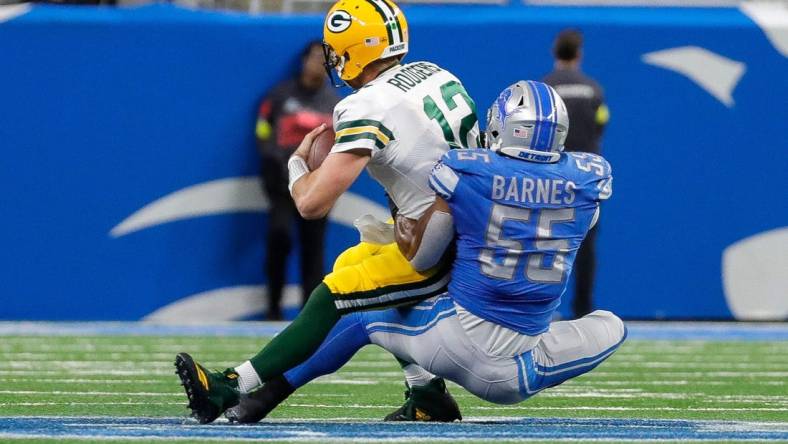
[331,61,481,218]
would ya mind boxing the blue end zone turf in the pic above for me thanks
[0,416,786,441]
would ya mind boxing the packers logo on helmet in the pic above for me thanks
[323,0,409,82]
[326,10,352,33]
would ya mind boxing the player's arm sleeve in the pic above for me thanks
[428,156,461,201]
[398,197,454,272]
[331,95,394,155]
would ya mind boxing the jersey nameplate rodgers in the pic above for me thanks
[429,148,613,335]
[331,61,481,218]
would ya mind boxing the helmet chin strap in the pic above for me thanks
[494,146,561,163]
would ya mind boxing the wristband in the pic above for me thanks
[288,155,309,194]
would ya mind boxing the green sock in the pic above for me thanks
[250,283,340,382]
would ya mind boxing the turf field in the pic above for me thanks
[0,322,786,442]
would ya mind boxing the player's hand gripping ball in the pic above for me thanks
[293,123,335,171]
[307,125,335,170]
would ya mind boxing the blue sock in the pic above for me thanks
[284,312,371,388]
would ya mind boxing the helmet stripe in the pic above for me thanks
[544,84,558,151]
[366,0,397,45]
[544,83,556,151]
[393,15,404,45]
[540,83,556,150]
[379,0,404,45]
[526,81,542,150]
[531,80,557,151]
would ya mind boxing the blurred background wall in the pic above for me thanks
[0,2,786,321]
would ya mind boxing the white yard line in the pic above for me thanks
[572,380,785,386]
[278,403,788,412]
[4,361,786,378]
[1,369,785,387]
[0,378,167,384]
[612,362,788,369]
[0,390,181,397]
[581,371,788,377]
[0,362,178,368]
[0,433,769,443]
[613,354,788,362]
[0,390,350,398]
[8,366,786,379]
[1,390,784,406]
[3,400,783,412]
[6,353,787,365]
[0,357,398,370]
[0,402,184,406]
[0,370,159,376]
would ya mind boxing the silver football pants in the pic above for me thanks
[364,296,626,404]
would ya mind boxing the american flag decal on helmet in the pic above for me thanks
[513,127,528,138]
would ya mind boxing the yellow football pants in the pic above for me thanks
[323,241,451,314]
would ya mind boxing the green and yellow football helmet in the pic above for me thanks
[323,0,409,83]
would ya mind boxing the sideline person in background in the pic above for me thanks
[543,29,610,319]
[256,40,340,320]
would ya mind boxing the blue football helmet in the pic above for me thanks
[485,80,569,163]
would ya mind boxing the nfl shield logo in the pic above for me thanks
[513,127,528,138]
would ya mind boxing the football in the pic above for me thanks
[307,127,335,170]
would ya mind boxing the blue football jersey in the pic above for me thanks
[429,148,612,336]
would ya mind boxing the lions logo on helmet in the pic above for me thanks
[322,0,409,83]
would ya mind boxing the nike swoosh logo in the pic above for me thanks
[110,176,389,238]
[741,2,788,58]
[143,285,293,322]
[0,4,31,23]
[722,227,788,321]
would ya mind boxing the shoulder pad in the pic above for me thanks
[440,149,494,174]
[333,92,394,152]
[428,149,492,201]
[566,152,613,201]
[567,152,612,180]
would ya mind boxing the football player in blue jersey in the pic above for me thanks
[226,81,625,422]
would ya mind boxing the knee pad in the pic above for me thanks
[431,345,523,405]
[332,242,382,271]
[588,310,626,344]
[326,242,431,295]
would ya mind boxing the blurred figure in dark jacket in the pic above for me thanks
[543,29,610,319]
[256,40,340,320]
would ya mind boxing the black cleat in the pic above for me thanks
[384,377,462,422]
[225,375,295,424]
[174,352,240,424]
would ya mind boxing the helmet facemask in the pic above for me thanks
[322,43,347,88]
